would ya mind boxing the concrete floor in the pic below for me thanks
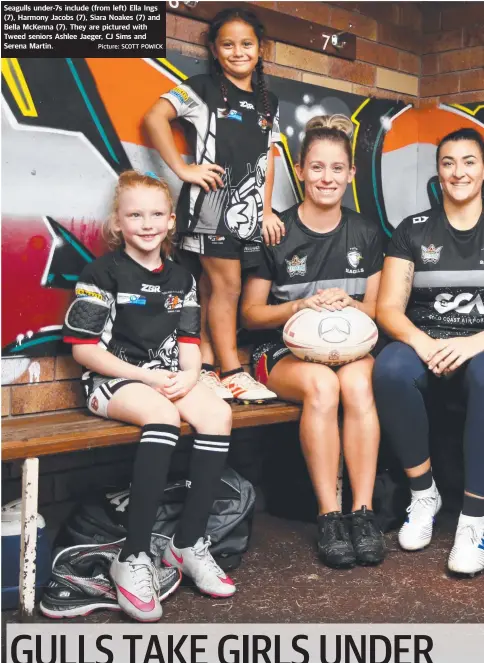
[3,510,483,626]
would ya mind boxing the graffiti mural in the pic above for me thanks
[1,55,483,363]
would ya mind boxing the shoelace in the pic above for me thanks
[129,558,158,597]
[226,372,261,389]
[406,494,437,518]
[193,537,224,576]
[324,516,350,543]
[456,524,484,547]
[200,370,222,387]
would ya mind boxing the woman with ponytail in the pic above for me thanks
[145,7,282,403]
[242,116,386,569]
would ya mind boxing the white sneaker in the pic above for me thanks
[199,370,233,400]
[110,552,162,622]
[221,371,277,404]
[448,514,484,575]
[398,482,442,551]
[163,536,236,598]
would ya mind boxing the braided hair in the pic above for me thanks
[207,7,273,129]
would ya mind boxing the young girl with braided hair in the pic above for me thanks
[145,7,283,403]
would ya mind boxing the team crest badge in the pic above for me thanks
[421,244,443,264]
[165,294,182,311]
[347,248,363,269]
[285,254,307,277]
[258,114,269,133]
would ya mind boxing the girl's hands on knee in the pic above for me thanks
[162,369,199,401]
[143,369,177,392]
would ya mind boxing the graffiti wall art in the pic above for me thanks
[1,55,483,365]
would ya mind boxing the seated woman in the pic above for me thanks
[373,128,484,575]
[241,115,386,569]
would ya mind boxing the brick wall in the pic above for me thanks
[420,2,484,106]
[167,1,423,104]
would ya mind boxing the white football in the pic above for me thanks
[283,307,378,366]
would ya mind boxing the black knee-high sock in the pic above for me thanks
[174,434,231,549]
[120,424,179,561]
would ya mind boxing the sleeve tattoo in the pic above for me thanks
[399,261,414,311]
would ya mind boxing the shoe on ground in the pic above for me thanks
[110,551,162,622]
[163,536,236,598]
[448,514,484,575]
[199,369,233,400]
[317,511,356,568]
[156,564,182,601]
[40,541,123,619]
[348,506,386,565]
[221,371,277,404]
[398,481,442,551]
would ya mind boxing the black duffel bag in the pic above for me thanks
[55,467,255,570]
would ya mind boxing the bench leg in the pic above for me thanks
[19,457,39,620]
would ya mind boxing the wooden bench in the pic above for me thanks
[2,400,302,618]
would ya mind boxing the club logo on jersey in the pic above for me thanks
[164,294,182,311]
[434,293,484,315]
[285,254,307,278]
[117,293,146,306]
[207,235,225,244]
[240,100,255,110]
[421,244,443,265]
[258,114,269,133]
[217,108,242,122]
[346,248,363,272]
[141,284,161,293]
[413,216,428,224]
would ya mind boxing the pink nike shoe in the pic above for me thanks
[163,536,236,598]
[110,552,162,622]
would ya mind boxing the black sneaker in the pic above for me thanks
[348,506,386,566]
[317,511,356,568]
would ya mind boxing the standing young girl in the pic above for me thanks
[242,117,386,569]
[145,7,283,402]
[63,171,235,623]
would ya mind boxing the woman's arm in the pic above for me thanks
[376,256,440,361]
[241,276,328,329]
[356,271,381,319]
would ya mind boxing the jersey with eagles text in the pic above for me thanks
[256,204,383,336]
[62,250,200,374]
[387,207,484,338]
[161,73,279,240]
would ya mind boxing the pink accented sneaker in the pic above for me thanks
[163,536,236,598]
[221,371,277,404]
[110,552,162,622]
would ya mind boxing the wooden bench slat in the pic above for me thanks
[2,402,302,461]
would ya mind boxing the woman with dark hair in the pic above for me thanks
[242,115,386,569]
[144,7,283,403]
[373,127,484,575]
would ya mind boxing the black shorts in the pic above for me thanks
[179,232,262,270]
[252,341,292,385]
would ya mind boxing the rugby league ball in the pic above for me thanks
[283,307,378,366]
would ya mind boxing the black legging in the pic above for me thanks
[373,342,484,497]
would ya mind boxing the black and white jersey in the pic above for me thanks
[161,73,279,240]
[63,249,200,371]
[387,207,484,338]
[257,204,383,310]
